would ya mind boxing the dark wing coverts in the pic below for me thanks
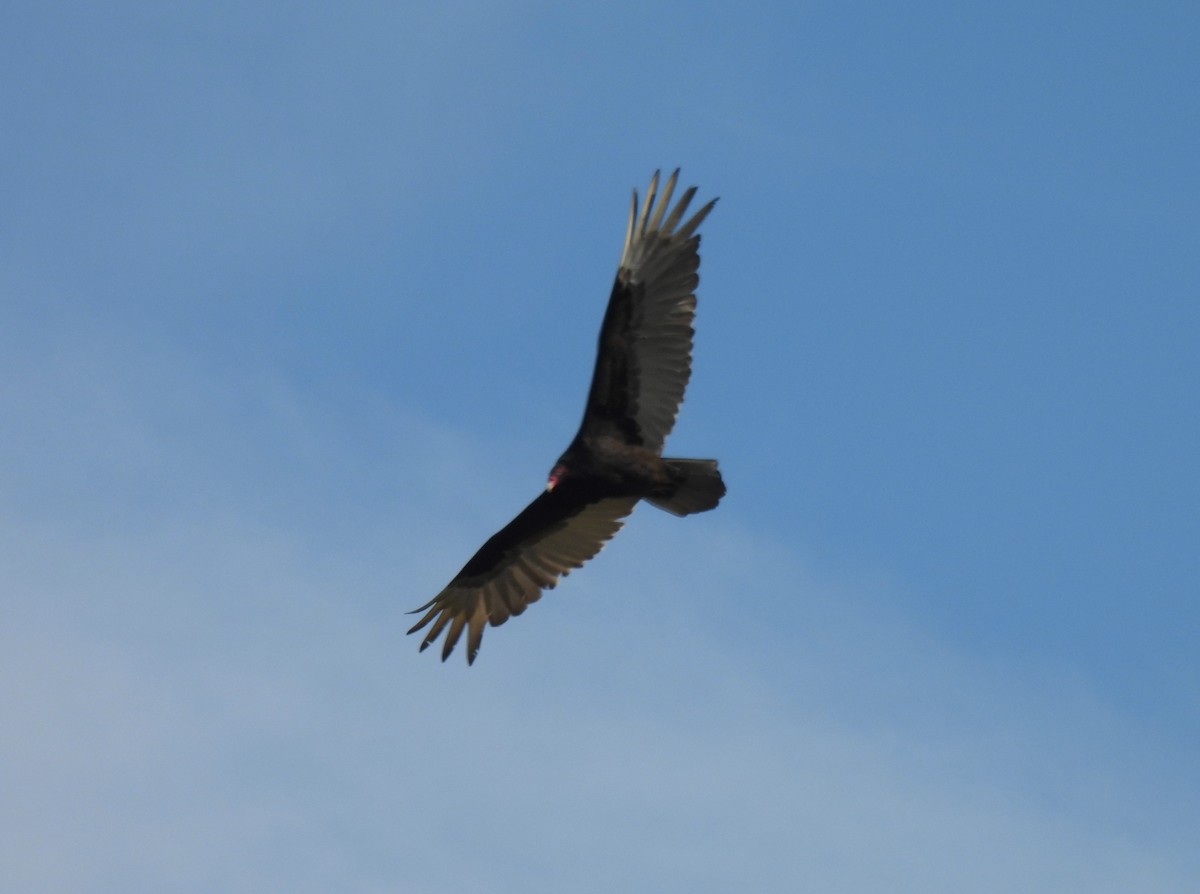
[408,487,639,664]
[410,170,717,664]
[583,169,717,451]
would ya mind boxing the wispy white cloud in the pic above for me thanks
[2,5,1196,885]
[1,322,1194,892]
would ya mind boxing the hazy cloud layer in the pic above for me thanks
[3,3,1197,891]
[2,326,1194,892]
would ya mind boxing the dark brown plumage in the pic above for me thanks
[409,170,725,664]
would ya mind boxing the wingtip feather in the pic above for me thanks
[647,169,679,233]
[441,613,467,662]
[635,169,660,237]
[678,196,718,240]
[623,190,638,263]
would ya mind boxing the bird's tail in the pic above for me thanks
[647,458,726,517]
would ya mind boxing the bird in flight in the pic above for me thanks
[409,169,725,664]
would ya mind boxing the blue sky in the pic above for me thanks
[2,2,1197,891]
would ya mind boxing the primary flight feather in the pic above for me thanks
[409,169,725,664]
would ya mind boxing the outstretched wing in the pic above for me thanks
[581,169,717,452]
[408,485,639,664]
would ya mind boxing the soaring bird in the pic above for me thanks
[409,170,725,663]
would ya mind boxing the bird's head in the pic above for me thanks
[546,463,567,492]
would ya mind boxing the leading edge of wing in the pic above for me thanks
[582,169,717,450]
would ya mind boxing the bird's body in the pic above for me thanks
[409,170,724,663]
[557,436,671,497]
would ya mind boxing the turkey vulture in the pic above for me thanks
[409,169,725,664]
